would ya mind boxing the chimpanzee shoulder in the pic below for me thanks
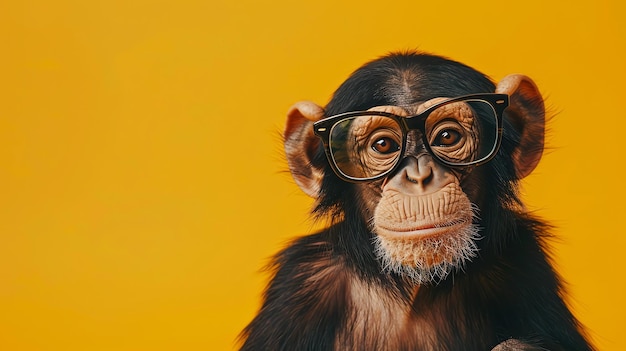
[239,229,348,351]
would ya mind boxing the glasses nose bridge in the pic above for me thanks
[400,114,428,152]
[402,113,426,133]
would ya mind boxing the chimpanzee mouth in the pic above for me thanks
[376,218,472,239]
[372,217,481,285]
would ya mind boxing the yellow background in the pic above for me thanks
[1,0,624,350]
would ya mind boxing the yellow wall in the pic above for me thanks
[0,1,624,350]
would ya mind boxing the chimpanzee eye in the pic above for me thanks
[372,137,400,154]
[432,129,461,147]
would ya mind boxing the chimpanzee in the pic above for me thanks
[239,51,594,351]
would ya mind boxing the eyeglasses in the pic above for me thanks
[313,94,509,182]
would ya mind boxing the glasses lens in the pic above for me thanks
[329,114,403,179]
[425,100,498,165]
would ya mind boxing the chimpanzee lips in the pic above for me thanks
[376,218,472,239]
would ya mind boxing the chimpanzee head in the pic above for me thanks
[284,52,545,284]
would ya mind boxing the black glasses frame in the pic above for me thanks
[313,93,510,182]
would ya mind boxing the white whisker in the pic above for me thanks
[372,202,482,285]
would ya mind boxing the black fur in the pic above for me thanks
[239,52,594,350]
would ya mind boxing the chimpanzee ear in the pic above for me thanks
[495,74,546,179]
[284,101,326,198]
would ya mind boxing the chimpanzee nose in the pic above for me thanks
[401,155,435,191]
[386,154,456,196]
[404,155,434,186]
